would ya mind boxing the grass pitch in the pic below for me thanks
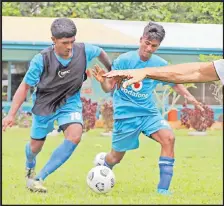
[2,128,223,204]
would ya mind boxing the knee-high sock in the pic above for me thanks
[35,139,77,181]
[157,156,175,191]
[25,142,39,169]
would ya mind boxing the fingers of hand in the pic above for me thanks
[117,81,121,89]
[123,80,132,88]
[91,68,97,76]
[104,72,116,78]
[114,77,124,89]
[197,103,204,112]
[2,121,10,131]
[91,70,97,78]
[122,81,128,88]
[94,64,101,73]
[103,71,127,78]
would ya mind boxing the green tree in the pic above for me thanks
[2,2,21,16]
[2,2,223,24]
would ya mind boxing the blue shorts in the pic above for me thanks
[31,107,83,139]
[112,115,172,152]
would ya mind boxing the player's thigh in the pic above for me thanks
[142,114,173,141]
[112,117,142,152]
[31,114,55,139]
[61,123,83,144]
[151,129,175,145]
[57,111,83,144]
[57,110,83,127]
[142,116,174,143]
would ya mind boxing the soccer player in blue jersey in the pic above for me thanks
[92,21,202,195]
[2,18,112,193]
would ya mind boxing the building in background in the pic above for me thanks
[2,16,223,120]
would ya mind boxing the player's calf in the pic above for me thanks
[104,149,125,170]
[151,129,175,194]
[25,138,45,173]
[34,123,82,181]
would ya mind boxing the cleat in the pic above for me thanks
[157,189,172,195]
[26,178,47,193]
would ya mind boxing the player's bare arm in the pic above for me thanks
[103,61,221,87]
[145,62,219,83]
[92,64,123,93]
[97,49,112,72]
[2,82,30,131]
[172,84,204,111]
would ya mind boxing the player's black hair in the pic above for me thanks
[143,21,165,42]
[51,18,77,39]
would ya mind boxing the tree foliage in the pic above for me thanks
[2,2,223,24]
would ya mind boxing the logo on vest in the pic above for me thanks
[131,82,143,92]
[121,81,149,99]
[58,70,70,78]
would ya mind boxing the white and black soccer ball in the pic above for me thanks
[87,166,115,194]
[93,152,107,166]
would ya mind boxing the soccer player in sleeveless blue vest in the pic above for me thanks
[2,18,112,193]
[92,22,203,195]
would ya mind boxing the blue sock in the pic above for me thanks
[103,156,116,170]
[35,139,77,181]
[157,156,175,191]
[25,142,38,169]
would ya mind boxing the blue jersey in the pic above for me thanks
[112,50,175,120]
[23,43,102,114]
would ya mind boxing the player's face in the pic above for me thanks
[52,36,76,59]
[139,37,160,61]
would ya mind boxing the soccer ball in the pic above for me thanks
[86,166,115,194]
[93,152,107,166]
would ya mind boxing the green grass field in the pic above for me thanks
[2,128,223,204]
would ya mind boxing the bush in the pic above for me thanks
[3,98,98,131]
[100,99,114,132]
[16,110,32,128]
[180,103,192,129]
[218,114,223,122]
[81,97,98,132]
[180,103,215,132]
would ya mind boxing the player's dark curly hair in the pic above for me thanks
[51,18,77,39]
[143,22,165,42]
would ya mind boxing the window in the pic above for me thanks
[168,83,203,105]
[168,82,223,106]
[205,81,223,105]
[11,62,29,100]
[2,62,8,101]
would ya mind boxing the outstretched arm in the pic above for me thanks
[97,50,112,72]
[103,60,222,88]
[172,84,204,111]
[145,62,220,83]
[2,53,43,131]
[92,65,116,93]
[2,82,30,131]
[95,49,114,92]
